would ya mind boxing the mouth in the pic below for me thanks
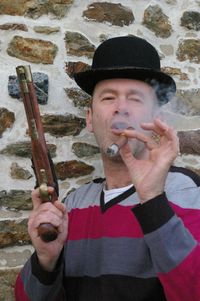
[111,122,135,135]
[111,122,130,130]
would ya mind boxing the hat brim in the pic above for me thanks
[74,67,176,104]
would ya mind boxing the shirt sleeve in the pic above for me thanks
[132,191,200,301]
[15,250,65,301]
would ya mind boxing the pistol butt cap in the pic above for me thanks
[38,223,59,242]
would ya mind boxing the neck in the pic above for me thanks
[102,155,133,190]
[101,148,149,190]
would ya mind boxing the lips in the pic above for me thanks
[111,122,129,130]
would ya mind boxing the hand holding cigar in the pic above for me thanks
[106,126,134,157]
[106,133,128,157]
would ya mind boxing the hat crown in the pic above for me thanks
[74,35,176,102]
[92,36,160,71]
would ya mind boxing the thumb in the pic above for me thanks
[54,200,67,215]
[119,144,136,166]
[31,186,55,209]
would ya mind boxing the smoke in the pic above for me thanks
[148,79,176,105]
[149,80,200,117]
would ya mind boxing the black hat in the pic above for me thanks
[74,36,176,103]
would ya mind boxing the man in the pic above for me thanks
[15,36,200,301]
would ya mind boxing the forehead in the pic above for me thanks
[93,78,155,97]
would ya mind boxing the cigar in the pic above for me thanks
[106,133,128,157]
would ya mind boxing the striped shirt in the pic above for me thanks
[15,166,200,301]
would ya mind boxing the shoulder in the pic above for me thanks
[166,166,200,209]
[63,178,105,211]
[169,166,200,187]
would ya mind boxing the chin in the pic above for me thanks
[105,151,123,162]
[111,156,124,163]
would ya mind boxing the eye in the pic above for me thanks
[128,96,142,103]
[101,95,115,101]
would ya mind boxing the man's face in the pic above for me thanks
[86,78,159,159]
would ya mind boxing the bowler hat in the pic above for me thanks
[74,36,176,103]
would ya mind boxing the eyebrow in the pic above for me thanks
[98,88,145,98]
[98,88,117,97]
[127,89,145,98]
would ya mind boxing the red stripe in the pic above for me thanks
[14,273,31,301]
[159,245,200,301]
[68,205,143,240]
[169,201,200,241]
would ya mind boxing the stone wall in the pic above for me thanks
[0,0,200,299]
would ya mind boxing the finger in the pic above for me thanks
[28,206,67,241]
[38,201,65,219]
[166,127,180,154]
[54,200,67,215]
[122,129,158,150]
[141,119,169,135]
[164,127,179,145]
[141,119,178,144]
[29,205,65,231]
[37,214,63,229]
[123,126,178,154]
[119,143,137,163]
[156,126,179,153]
[31,186,56,210]
[31,188,43,209]
[154,118,170,130]
[111,126,134,135]
[29,201,65,234]
[112,127,155,143]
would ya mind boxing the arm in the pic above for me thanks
[132,189,200,301]
[15,66,68,300]
[15,188,68,301]
[119,119,200,300]
[15,250,65,301]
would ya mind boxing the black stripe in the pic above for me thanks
[83,177,105,186]
[100,185,136,212]
[93,177,105,183]
[132,193,174,234]
[31,250,64,285]
[64,274,166,301]
[170,165,200,186]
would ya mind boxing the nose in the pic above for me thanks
[114,98,129,116]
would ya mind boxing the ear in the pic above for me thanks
[86,108,93,132]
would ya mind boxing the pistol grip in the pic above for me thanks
[38,223,59,242]
[38,180,59,242]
